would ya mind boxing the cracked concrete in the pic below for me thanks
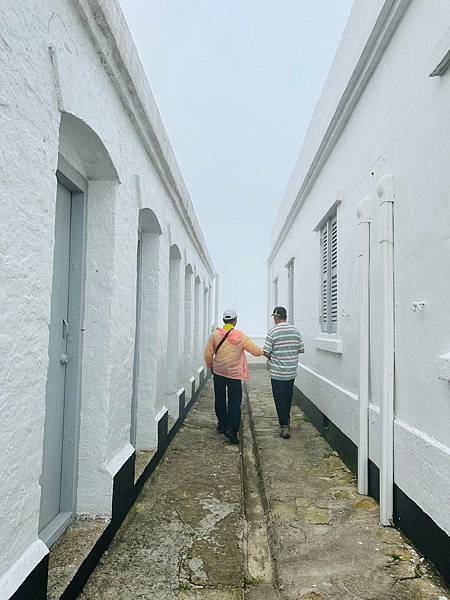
[79,369,449,599]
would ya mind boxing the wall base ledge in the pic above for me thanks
[3,540,48,600]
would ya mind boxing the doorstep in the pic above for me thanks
[168,415,178,433]
[46,518,109,600]
[134,448,157,484]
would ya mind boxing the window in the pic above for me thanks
[287,259,295,325]
[273,277,278,307]
[320,213,337,333]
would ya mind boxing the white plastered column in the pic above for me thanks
[77,179,124,516]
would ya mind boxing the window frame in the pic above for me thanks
[272,276,279,308]
[286,258,295,325]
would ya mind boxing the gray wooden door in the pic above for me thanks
[40,182,72,531]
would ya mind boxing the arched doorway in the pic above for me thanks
[166,244,182,417]
[40,113,119,546]
[131,208,162,448]
[184,264,194,396]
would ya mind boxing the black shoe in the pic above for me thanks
[225,429,240,445]
[216,423,226,434]
[279,424,291,439]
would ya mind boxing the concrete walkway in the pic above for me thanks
[80,369,449,599]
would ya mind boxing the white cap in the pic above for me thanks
[223,308,237,320]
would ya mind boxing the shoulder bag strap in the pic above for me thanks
[214,329,233,356]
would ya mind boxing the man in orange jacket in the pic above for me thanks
[204,309,263,444]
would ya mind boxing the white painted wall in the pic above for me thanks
[269,0,450,537]
[0,0,215,594]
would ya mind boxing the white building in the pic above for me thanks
[268,0,450,584]
[0,1,216,598]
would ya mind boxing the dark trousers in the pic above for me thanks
[213,373,242,433]
[271,378,295,427]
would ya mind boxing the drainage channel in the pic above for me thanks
[241,382,283,599]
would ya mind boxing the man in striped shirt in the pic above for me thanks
[263,306,304,439]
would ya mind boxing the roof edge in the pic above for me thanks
[269,0,412,263]
[75,0,215,277]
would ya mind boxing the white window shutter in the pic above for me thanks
[320,214,338,333]
[330,215,338,333]
[273,277,278,307]
[320,225,329,332]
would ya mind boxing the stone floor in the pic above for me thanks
[245,371,449,600]
[79,369,449,600]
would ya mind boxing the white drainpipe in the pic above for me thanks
[377,174,395,526]
[356,197,374,496]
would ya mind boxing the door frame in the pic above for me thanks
[40,156,87,547]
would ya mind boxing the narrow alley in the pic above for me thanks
[77,368,449,600]
[2,2,450,598]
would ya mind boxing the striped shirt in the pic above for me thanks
[263,323,304,381]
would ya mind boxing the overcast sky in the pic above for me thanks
[119,0,353,334]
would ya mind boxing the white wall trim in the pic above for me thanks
[284,256,295,268]
[103,443,135,477]
[313,193,343,231]
[297,362,357,401]
[395,418,450,461]
[312,336,343,354]
[366,409,450,536]
[72,0,215,278]
[155,406,168,423]
[394,418,450,536]
[269,0,411,262]
[296,362,358,442]
[429,50,450,77]
[0,539,48,599]
[429,26,450,76]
